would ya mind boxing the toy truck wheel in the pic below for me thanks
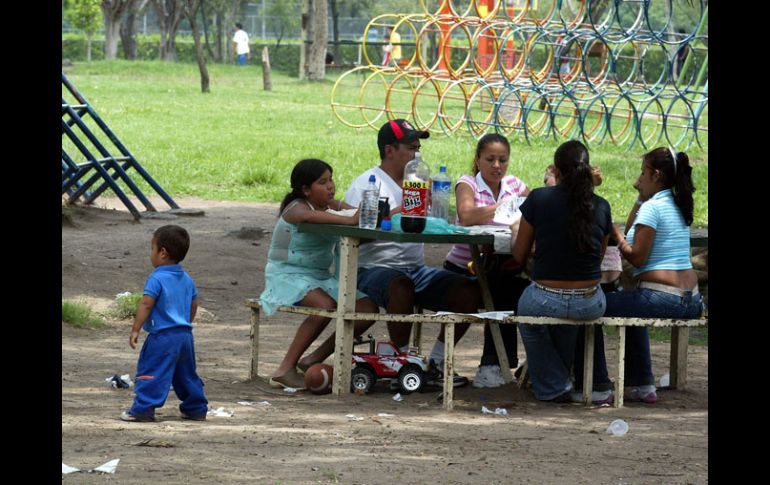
[351,366,375,393]
[397,364,424,394]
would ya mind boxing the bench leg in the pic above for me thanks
[582,325,595,406]
[412,305,423,354]
[516,361,529,389]
[614,327,626,408]
[249,307,260,380]
[443,323,455,411]
[670,327,689,389]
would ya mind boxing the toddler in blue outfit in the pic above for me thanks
[121,225,208,422]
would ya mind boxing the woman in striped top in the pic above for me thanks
[443,134,530,388]
[609,147,703,403]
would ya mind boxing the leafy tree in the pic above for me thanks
[153,0,185,61]
[120,0,150,60]
[101,0,132,60]
[184,0,210,92]
[307,0,328,80]
[65,0,103,62]
[267,0,300,49]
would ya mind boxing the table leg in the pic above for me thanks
[670,327,689,389]
[582,325,595,405]
[249,306,260,380]
[615,327,626,408]
[443,322,455,411]
[332,236,359,397]
[469,244,513,382]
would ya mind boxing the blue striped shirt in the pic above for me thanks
[627,189,692,276]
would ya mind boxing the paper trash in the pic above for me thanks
[207,407,234,417]
[63,459,120,475]
[481,406,508,416]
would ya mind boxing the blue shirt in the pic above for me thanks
[142,264,198,333]
[627,189,692,276]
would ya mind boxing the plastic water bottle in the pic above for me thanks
[359,175,379,229]
[606,419,629,436]
[431,165,451,222]
[401,151,431,233]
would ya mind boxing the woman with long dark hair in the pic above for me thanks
[606,147,702,403]
[509,140,613,402]
[443,133,530,388]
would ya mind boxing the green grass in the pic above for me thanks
[603,325,708,346]
[112,292,142,320]
[62,300,106,328]
[63,60,708,226]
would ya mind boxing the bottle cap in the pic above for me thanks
[381,219,392,231]
[440,165,446,172]
[368,174,376,183]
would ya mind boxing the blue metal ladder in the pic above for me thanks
[62,73,180,220]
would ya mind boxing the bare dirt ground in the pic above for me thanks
[62,196,708,484]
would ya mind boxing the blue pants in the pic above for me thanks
[129,327,208,418]
[517,283,606,400]
[602,287,704,386]
[357,265,473,311]
[237,54,248,65]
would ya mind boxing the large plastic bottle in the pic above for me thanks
[359,174,379,230]
[431,165,451,223]
[401,151,431,233]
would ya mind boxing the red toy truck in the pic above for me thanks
[350,337,429,394]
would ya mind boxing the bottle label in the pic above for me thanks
[402,181,429,217]
[432,181,451,193]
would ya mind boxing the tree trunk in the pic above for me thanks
[86,33,93,62]
[307,0,327,81]
[214,12,224,62]
[121,0,149,60]
[330,0,340,64]
[262,46,272,91]
[104,18,122,59]
[299,0,312,80]
[185,0,210,92]
[101,1,132,60]
[153,0,184,61]
[200,0,217,61]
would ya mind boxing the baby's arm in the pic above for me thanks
[130,295,156,349]
[190,298,198,324]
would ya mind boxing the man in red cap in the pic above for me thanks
[341,119,483,388]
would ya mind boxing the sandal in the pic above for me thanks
[297,359,322,373]
[269,369,307,390]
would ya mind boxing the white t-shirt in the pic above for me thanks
[233,29,250,55]
[345,167,424,270]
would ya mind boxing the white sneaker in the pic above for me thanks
[472,365,506,388]
[569,389,614,405]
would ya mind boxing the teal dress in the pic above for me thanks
[258,200,365,316]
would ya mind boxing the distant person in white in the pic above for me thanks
[232,23,250,66]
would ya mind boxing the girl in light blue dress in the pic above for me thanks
[260,159,378,389]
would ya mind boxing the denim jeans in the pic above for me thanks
[443,260,529,368]
[572,281,620,392]
[604,287,704,386]
[517,283,606,400]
